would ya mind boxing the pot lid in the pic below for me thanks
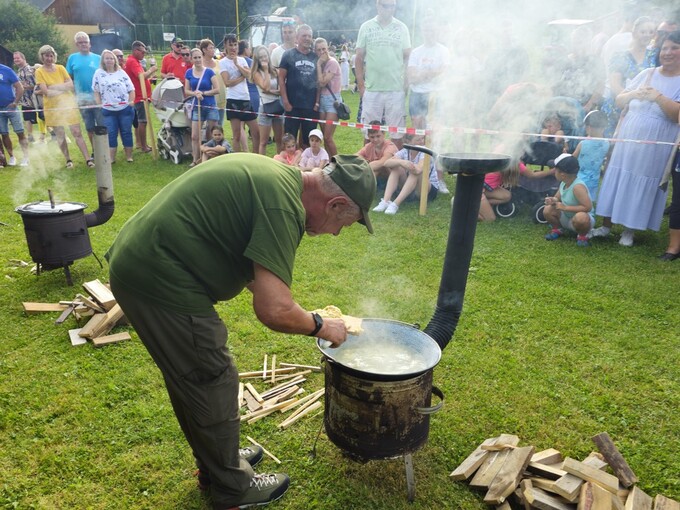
[15,200,88,215]
[317,318,441,378]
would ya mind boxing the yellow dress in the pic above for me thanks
[35,65,81,127]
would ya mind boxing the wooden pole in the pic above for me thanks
[139,72,158,159]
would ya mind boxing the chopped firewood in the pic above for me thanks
[469,435,521,489]
[55,303,76,324]
[279,388,324,413]
[267,370,311,383]
[262,385,302,406]
[259,375,307,399]
[562,457,619,495]
[529,477,560,495]
[238,383,244,407]
[654,495,680,510]
[262,354,268,380]
[278,400,322,429]
[239,367,297,378]
[525,485,575,510]
[245,398,297,424]
[533,449,565,466]
[527,461,568,480]
[591,432,638,488]
[555,453,609,502]
[246,436,281,464]
[75,293,104,313]
[450,437,500,481]
[279,362,322,372]
[68,328,88,346]
[625,486,653,510]
[482,444,519,452]
[579,481,613,510]
[79,304,124,339]
[92,332,131,347]
[484,445,535,504]
[244,383,264,404]
[519,479,533,510]
[278,390,324,427]
[496,502,512,510]
[22,302,68,314]
[82,279,116,311]
[270,354,276,383]
[243,390,261,412]
[78,313,108,338]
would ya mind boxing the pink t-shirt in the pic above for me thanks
[319,58,341,96]
[484,171,503,189]
[358,140,398,163]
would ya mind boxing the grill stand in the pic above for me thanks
[405,453,415,502]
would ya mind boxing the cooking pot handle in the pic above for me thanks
[403,144,436,158]
[415,385,444,415]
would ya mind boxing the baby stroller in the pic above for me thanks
[494,97,586,223]
[151,78,192,164]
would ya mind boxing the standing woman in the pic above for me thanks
[314,37,341,157]
[250,46,284,154]
[339,44,350,91]
[184,48,219,166]
[92,49,135,163]
[200,39,226,128]
[34,45,91,168]
[592,31,680,247]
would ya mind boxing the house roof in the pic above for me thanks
[23,0,135,26]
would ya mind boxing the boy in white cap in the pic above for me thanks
[299,128,329,170]
[543,153,594,247]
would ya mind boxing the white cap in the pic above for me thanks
[309,129,324,141]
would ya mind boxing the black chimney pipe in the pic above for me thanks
[84,125,115,227]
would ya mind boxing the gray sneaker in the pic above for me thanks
[240,445,264,467]
[235,473,290,508]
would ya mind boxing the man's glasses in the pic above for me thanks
[181,52,191,56]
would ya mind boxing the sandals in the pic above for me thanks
[66,160,74,169]
[127,158,134,163]
[141,146,153,153]
[86,159,95,168]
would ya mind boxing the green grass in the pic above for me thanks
[0,90,678,509]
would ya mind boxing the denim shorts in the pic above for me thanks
[257,104,284,127]
[319,94,337,114]
[226,99,257,122]
[190,104,220,122]
[79,104,103,131]
[409,91,430,118]
[0,108,24,134]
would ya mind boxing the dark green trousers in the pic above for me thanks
[111,279,253,508]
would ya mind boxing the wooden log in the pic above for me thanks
[525,485,575,510]
[80,304,124,339]
[82,279,116,311]
[92,332,131,347]
[22,302,67,314]
[563,458,619,495]
[278,400,322,429]
[279,362,322,372]
[484,445,535,504]
[450,437,499,481]
[533,449,565,466]
[625,486,653,510]
[579,481,613,510]
[528,461,568,480]
[555,454,609,502]
[469,434,521,489]
[591,432,638,488]
[654,495,680,510]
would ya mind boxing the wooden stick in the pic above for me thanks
[279,388,324,413]
[270,354,276,383]
[279,401,322,429]
[244,398,297,423]
[265,370,311,383]
[239,367,296,378]
[244,383,264,403]
[238,382,244,407]
[138,72,158,159]
[259,375,307,399]
[246,436,281,464]
[262,354,268,381]
[75,293,104,313]
[280,389,324,422]
[262,385,300,406]
[279,363,322,372]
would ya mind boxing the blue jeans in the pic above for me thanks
[101,106,134,148]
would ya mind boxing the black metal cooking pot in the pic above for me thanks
[15,200,92,267]
[318,319,444,461]
[402,144,511,175]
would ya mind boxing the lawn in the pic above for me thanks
[0,90,678,510]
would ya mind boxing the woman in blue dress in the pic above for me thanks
[184,48,219,166]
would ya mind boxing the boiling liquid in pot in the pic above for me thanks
[332,337,428,375]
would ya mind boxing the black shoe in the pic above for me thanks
[663,205,671,216]
[658,252,680,261]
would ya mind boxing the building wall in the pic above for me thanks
[47,0,131,27]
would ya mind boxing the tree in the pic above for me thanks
[0,0,68,66]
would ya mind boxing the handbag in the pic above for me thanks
[262,98,284,116]
[325,85,350,120]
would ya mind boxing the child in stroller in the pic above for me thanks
[151,77,193,164]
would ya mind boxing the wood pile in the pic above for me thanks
[450,432,679,510]
[22,278,130,348]
[239,356,325,432]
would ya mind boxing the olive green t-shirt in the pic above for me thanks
[106,153,305,315]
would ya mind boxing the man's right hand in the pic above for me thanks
[319,317,348,347]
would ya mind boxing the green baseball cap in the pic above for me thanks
[326,154,376,234]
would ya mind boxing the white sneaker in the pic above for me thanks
[8,156,17,166]
[588,226,611,239]
[385,202,399,215]
[438,182,450,194]
[619,229,634,247]
[372,199,390,212]
[20,158,29,167]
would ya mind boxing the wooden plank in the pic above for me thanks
[528,461,568,480]
[533,448,564,466]
[22,302,67,314]
[591,432,638,488]
[519,479,534,510]
[484,445,535,504]
[80,304,124,339]
[54,304,76,324]
[563,457,619,495]
[262,354,268,381]
[78,313,107,339]
[450,437,499,481]
[578,481,613,510]
[525,485,576,510]
[239,367,297,378]
[245,398,297,424]
[68,328,88,346]
[278,401,322,429]
[238,383,244,407]
[244,383,264,404]
[625,486,653,510]
[75,293,104,313]
[496,502,512,510]
[469,434,521,489]
[279,388,323,413]
[654,495,680,510]
[259,376,307,399]
[270,354,276,383]
[92,332,131,347]
[555,454,609,502]
[529,477,561,495]
[279,362,322,372]
[243,390,261,412]
[82,279,116,311]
